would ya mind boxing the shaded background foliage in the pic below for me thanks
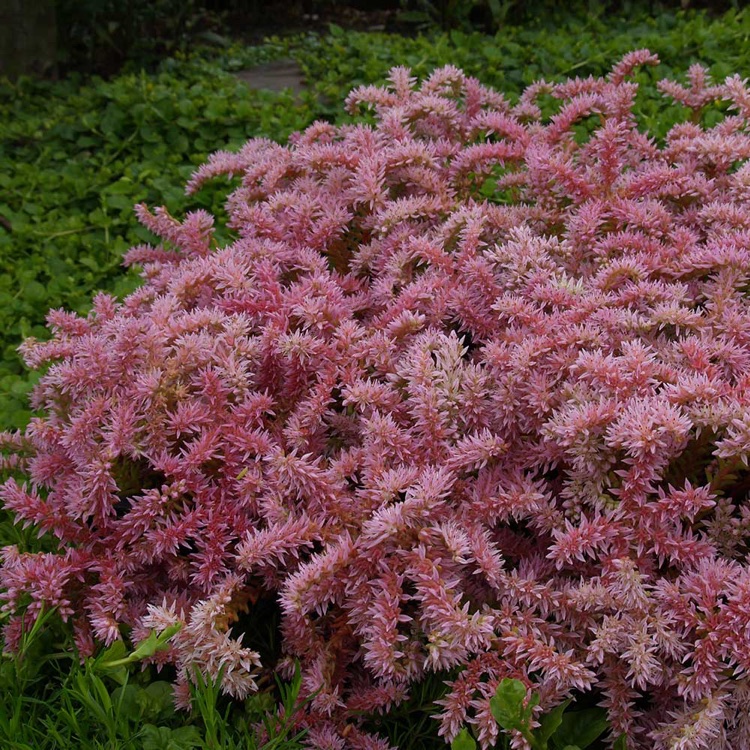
[2,0,747,79]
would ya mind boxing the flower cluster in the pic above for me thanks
[4,52,750,749]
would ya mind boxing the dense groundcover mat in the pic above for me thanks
[4,51,750,749]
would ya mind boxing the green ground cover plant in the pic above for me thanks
[0,604,312,749]
[2,6,750,749]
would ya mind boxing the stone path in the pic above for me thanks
[234,59,306,94]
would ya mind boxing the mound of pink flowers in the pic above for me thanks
[5,50,750,749]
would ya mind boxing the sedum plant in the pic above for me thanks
[4,51,750,749]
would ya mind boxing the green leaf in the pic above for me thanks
[130,623,181,661]
[104,193,134,210]
[140,681,176,721]
[612,734,628,750]
[23,280,47,303]
[170,726,202,747]
[551,707,609,749]
[141,724,203,750]
[537,699,571,748]
[490,678,529,731]
[451,727,477,750]
[141,725,171,750]
[96,639,126,667]
[111,684,142,722]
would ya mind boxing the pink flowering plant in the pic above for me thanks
[4,50,750,749]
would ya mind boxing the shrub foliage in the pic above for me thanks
[4,52,750,749]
